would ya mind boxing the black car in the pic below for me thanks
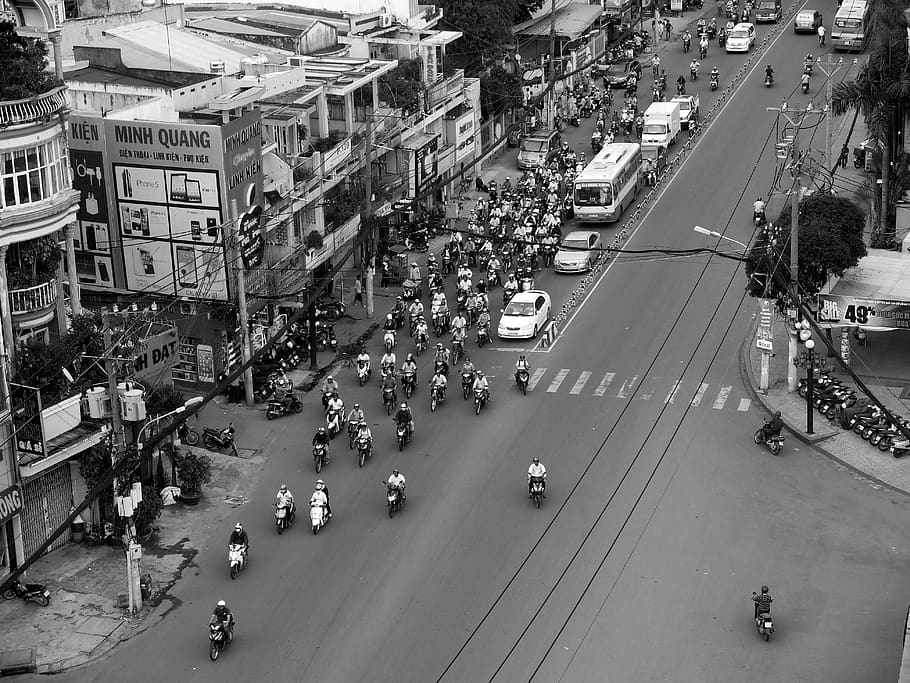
[600,60,642,88]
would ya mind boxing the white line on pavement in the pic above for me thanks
[527,367,547,391]
[665,380,682,404]
[691,383,709,407]
[547,369,570,392]
[713,386,732,410]
[569,371,592,395]
[617,375,638,399]
[594,372,616,396]
[737,398,752,411]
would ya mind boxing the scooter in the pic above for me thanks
[752,596,775,642]
[382,385,397,415]
[430,384,446,412]
[433,310,448,337]
[313,442,328,473]
[326,408,343,439]
[753,208,766,225]
[401,371,417,399]
[356,434,372,467]
[710,74,719,91]
[462,371,475,400]
[683,37,691,53]
[415,332,429,356]
[275,502,294,534]
[384,329,396,353]
[753,424,784,455]
[801,80,810,94]
[228,543,247,580]
[764,73,773,87]
[516,369,530,395]
[2,579,50,606]
[266,393,303,420]
[474,387,488,415]
[890,437,910,458]
[357,359,371,386]
[203,423,238,456]
[396,421,411,450]
[530,477,546,508]
[477,325,490,348]
[310,502,328,535]
[385,483,406,518]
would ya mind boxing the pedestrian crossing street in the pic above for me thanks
[520,368,753,411]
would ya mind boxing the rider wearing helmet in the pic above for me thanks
[760,411,784,441]
[356,419,372,451]
[434,343,450,376]
[387,468,407,501]
[765,64,774,82]
[229,522,249,550]
[313,426,330,459]
[395,401,414,437]
[754,196,766,221]
[472,369,490,401]
[276,484,295,520]
[528,456,547,496]
[348,403,365,430]
[752,585,773,619]
[311,479,331,517]
[515,354,531,383]
[210,600,234,641]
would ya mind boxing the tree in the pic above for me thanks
[831,2,910,239]
[480,65,523,118]
[438,0,518,73]
[378,57,423,114]
[0,19,56,100]
[513,0,545,23]
[745,194,867,308]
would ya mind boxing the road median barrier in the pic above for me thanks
[541,320,559,347]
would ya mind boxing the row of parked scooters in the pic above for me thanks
[799,371,910,458]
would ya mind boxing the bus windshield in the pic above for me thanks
[575,184,614,207]
[835,17,862,28]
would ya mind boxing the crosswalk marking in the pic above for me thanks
[737,398,752,412]
[617,375,637,399]
[691,383,709,407]
[665,380,681,404]
[639,377,656,400]
[527,367,547,391]
[594,372,615,396]
[713,386,732,410]
[547,369,570,393]
[569,371,592,395]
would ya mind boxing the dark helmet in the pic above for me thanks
[761,585,769,594]
[774,411,781,418]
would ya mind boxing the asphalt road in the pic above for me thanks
[69,4,910,682]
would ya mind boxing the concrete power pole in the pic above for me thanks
[362,113,375,320]
[814,56,847,167]
[229,200,255,406]
[548,0,557,129]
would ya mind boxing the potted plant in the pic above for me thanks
[173,449,212,505]
[305,230,324,251]
[133,487,163,543]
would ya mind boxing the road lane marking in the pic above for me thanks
[737,398,752,411]
[713,386,732,409]
[691,383,709,406]
[665,380,682,404]
[617,375,637,399]
[542,18,806,352]
[639,377,657,400]
[594,372,616,396]
[527,367,547,391]
[569,371,592,395]
[547,369,570,392]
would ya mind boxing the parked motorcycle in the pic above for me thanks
[203,423,238,456]
[266,393,302,420]
[275,502,294,534]
[228,543,247,580]
[177,422,200,446]
[753,424,784,455]
[310,502,328,534]
[2,579,50,606]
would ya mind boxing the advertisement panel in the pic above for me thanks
[70,142,116,289]
[817,294,910,330]
[414,136,439,196]
[454,112,476,164]
[10,384,45,460]
[0,485,23,526]
[132,327,179,384]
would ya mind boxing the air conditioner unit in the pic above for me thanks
[288,56,305,67]
[379,13,393,27]
[179,302,196,316]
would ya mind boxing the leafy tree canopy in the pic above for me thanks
[439,0,519,72]
[379,57,423,114]
[745,194,867,307]
[480,65,523,118]
[0,19,56,100]
[513,0,546,23]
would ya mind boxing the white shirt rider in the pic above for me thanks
[357,352,370,372]
[388,472,406,490]
[276,489,294,508]
[310,489,328,508]
[754,199,766,214]
[528,461,547,479]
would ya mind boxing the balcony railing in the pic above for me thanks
[0,86,68,128]
[9,279,58,315]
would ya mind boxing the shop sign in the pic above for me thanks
[414,137,439,196]
[818,294,910,330]
[11,384,44,459]
[132,327,179,383]
[0,485,22,525]
[238,204,264,270]
[197,344,215,383]
[454,113,476,163]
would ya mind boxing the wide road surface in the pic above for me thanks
[72,3,910,682]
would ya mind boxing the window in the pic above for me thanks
[1,139,69,209]
[574,185,613,206]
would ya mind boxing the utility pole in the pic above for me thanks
[548,0,557,129]
[229,200,255,406]
[362,113,375,320]
[814,56,848,167]
[767,103,822,392]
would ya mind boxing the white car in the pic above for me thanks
[497,290,551,339]
[794,9,823,33]
[725,23,756,52]
[555,231,602,273]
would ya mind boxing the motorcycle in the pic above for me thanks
[382,385,397,415]
[530,477,546,508]
[2,579,50,606]
[451,339,465,366]
[384,329,396,353]
[710,75,719,91]
[401,371,417,399]
[357,360,371,386]
[313,442,328,473]
[266,393,302,420]
[699,43,707,59]
[753,208,766,226]
[474,386,488,415]
[228,543,247,580]
[347,419,359,449]
[801,80,809,94]
[385,483,406,518]
[275,502,294,534]
[683,37,691,53]
[890,437,910,459]
[434,359,449,378]
[433,310,448,337]
[690,66,698,81]
[516,369,530,395]
[846,405,881,431]
[357,434,372,467]
[416,332,429,356]
[326,408,343,439]
[764,73,773,87]
[310,502,328,534]
[396,421,411,451]
[203,423,238,456]
[753,425,784,455]
[209,621,232,661]
[752,595,775,642]
[462,371,475,400]
[677,81,686,96]
[477,325,490,348]
[430,384,446,412]
[177,422,200,446]
[568,112,580,127]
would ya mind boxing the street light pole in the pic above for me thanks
[692,225,748,251]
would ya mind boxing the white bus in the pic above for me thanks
[831,0,868,51]
[572,143,642,223]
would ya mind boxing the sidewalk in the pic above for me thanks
[742,317,910,496]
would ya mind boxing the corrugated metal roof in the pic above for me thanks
[513,0,602,40]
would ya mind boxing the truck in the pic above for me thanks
[641,102,681,148]
[670,95,700,130]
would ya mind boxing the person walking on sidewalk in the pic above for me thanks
[352,274,364,308]
[837,143,849,169]
[664,19,672,41]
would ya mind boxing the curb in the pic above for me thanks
[738,315,910,498]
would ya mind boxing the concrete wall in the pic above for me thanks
[61,4,183,62]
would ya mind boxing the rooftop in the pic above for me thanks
[186,7,349,34]
[63,64,211,89]
[513,0,602,40]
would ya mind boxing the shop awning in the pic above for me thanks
[513,0,602,41]
[818,250,910,330]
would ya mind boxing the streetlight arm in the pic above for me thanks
[692,225,748,251]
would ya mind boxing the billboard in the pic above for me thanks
[68,111,264,301]
[817,294,910,330]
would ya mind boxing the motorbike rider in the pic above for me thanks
[461,357,476,379]
[326,391,344,420]
[357,349,371,375]
[752,585,773,619]
[210,600,234,642]
[322,375,339,407]
[753,196,766,221]
[696,17,706,35]
[387,468,407,502]
[764,64,774,84]
[276,484,295,520]
[310,481,330,519]
[804,53,814,73]
[408,261,420,281]
[380,350,397,377]
[348,403,365,431]
[689,59,700,79]
[710,66,719,83]
[312,426,330,460]
[760,411,784,442]
[415,316,430,345]
[430,368,448,400]
[383,313,397,333]
[229,523,249,553]
[434,343,451,376]
[683,29,691,49]
[800,71,810,90]
[515,354,531,384]
[476,307,492,335]
[699,34,709,56]
[380,370,398,402]
[408,299,424,327]
[401,353,418,383]
[528,457,547,497]
[472,370,490,403]
[451,310,467,336]
[395,402,414,438]
[391,296,406,325]
[504,272,519,300]
[676,74,687,94]
[356,420,372,452]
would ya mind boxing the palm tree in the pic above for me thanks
[830,3,910,240]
